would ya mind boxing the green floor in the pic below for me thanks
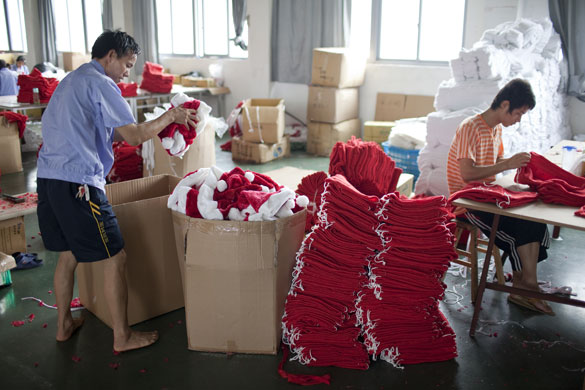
[1,141,585,390]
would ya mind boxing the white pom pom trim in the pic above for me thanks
[296,195,309,208]
[244,171,255,182]
[217,180,227,192]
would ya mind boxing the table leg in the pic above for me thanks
[552,225,561,239]
[469,213,501,337]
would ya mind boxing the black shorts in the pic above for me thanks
[37,178,124,262]
[462,210,550,272]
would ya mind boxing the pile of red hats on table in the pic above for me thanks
[117,82,138,97]
[17,68,59,103]
[139,62,174,93]
[282,137,457,372]
[107,141,143,183]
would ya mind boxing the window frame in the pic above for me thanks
[370,0,467,66]
[1,0,27,53]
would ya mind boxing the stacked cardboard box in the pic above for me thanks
[306,48,365,156]
[0,116,22,174]
[232,98,290,163]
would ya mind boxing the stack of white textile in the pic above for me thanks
[416,17,572,197]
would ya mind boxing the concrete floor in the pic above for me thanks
[1,141,585,390]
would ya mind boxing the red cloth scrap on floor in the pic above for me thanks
[107,141,143,183]
[139,62,174,93]
[17,68,59,103]
[116,82,138,97]
[448,182,539,209]
[516,152,585,210]
[0,111,28,138]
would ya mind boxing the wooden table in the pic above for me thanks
[452,175,585,336]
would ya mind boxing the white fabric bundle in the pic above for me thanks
[388,117,427,150]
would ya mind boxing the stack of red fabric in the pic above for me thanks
[17,68,59,103]
[295,171,328,231]
[448,182,539,209]
[516,151,585,208]
[0,111,28,138]
[139,62,174,93]
[116,82,138,97]
[107,141,143,183]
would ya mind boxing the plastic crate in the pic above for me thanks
[381,141,420,180]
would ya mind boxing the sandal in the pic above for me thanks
[507,294,555,316]
[12,252,43,270]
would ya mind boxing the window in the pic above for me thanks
[53,0,104,53]
[156,0,248,58]
[376,0,466,63]
[0,0,27,52]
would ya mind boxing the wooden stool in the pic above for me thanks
[452,219,506,302]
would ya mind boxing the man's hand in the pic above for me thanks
[505,152,531,170]
[170,106,198,129]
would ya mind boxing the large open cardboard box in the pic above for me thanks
[0,117,22,174]
[240,99,285,144]
[231,135,290,164]
[307,86,359,124]
[171,210,306,354]
[77,175,184,328]
[307,118,361,157]
[311,48,366,88]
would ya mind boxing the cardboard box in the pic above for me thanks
[374,93,435,122]
[363,121,395,144]
[241,99,285,144]
[143,123,216,178]
[181,76,216,88]
[396,173,414,197]
[0,117,22,174]
[172,74,182,84]
[307,86,359,124]
[171,209,306,354]
[0,252,16,287]
[311,47,366,88]
[62,52,91,72]
[307,118,361,157]
[231,135,290,164]
[77,175,184,328]
[0,216,26,255]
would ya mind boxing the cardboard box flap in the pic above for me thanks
[242,99,284,123]
[0,117,19,137]
[0,252,16,272]
[375,93,435,122]
[106,175,180,206]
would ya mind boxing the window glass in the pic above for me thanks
[203,0,228,56]
[379,0,419,60]
[171,0,194,54]
[84,0,104,52]
[419,0,465,61]
[156,0,173,54]
[0,5,9,51]
[53,0,72,52]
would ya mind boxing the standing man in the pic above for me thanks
[37,30,198,351]
[0,59,18,96]
[446,78,553,316]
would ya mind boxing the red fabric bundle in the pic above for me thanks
[139,62,174,93]
[448,182,539,209]
[296,171,328,232]
[116,82,138,97]
[516,151,585,208]
[17,68,59,103]
[0,111,28,138]
[107,141,143,183]
[329,136,402,197]
[158,99,201,155]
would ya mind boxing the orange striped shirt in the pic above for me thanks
[446,114,504,194]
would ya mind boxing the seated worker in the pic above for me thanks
[446,78,554,316]
[0,59,18,95]
[12,55,29,75]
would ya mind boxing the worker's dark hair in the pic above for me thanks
[490,78,536,112]
[16,55,25,62]
[0,60,5,68]
[91,29,141,59]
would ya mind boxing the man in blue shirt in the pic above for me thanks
[37,30,197,352]
[0,59,18,96]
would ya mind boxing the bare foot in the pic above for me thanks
[56,318,85,341]
[114,330,159,353]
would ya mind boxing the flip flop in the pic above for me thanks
[12,252,43,270]
[507,294,555,316]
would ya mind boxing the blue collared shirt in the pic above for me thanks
[0,68,18,96]
[37,60,135,192]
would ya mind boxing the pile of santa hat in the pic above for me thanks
[17,68,59,104]
[168,166,309,221]
[107,141,143,183]
[139,62,174,93]
[117,82,138,97]
[157,92,212,157]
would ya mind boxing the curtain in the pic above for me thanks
[232,0,247,50]
[271,0,351,84]
[102,0,114,31]
[38,0,58,66]
[132,0,159,78]
[549,0,585,101]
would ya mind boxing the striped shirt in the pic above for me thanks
[446,114,504,194]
